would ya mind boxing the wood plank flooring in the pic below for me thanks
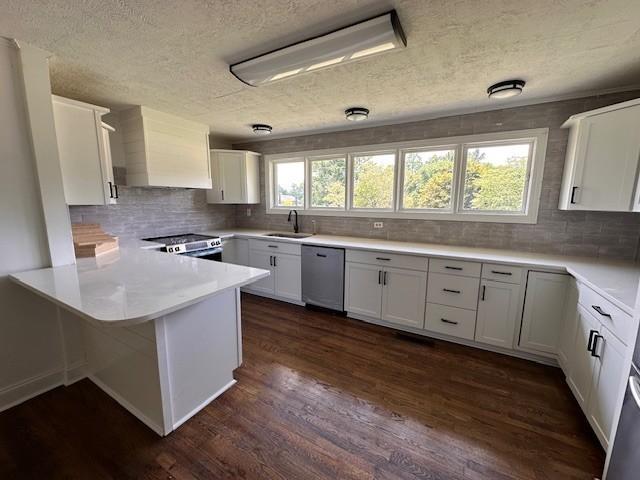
[0,293,604,479]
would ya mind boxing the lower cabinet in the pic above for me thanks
[566,304,599,409]
[344,261,427,328]
[222,238,249,266]
[424,303,476,340]
[475,280,521,349]
[557,279,579,370]
[518,271,570,356]
[246,246,301,301]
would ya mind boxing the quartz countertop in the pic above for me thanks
[200,229,640,314]
[9,246,270,326]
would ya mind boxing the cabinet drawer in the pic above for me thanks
[345,249,428,271]
[249,239,301,256]
[427,273,480,310]
[481,264,524,284]
[430,258,481,278]
[577,282,631,344]
[424,303,477,340]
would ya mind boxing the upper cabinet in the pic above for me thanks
[559,98,640,211]
[119,106,211,189]
[206,149,260,204]
[52,95,117,206]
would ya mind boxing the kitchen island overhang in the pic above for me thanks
[9,247,270,435]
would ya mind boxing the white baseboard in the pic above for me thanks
[64,361,87,386]
[0,368,64,413]
[172,379,237,432]
[88,375,165,436]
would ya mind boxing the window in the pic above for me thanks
[401,148,455,210]
[274,160,304,207]
[265,129,547,223]
[461,143,531,213]
[352,152,396,209]
[310,156,346,208]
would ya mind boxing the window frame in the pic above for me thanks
[270,157,306,209]
[307,154,348,211]
[349,149,398,213]
[264,128,548,224]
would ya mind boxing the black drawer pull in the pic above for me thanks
[591,333,603,358]
[268,245,279,248]
[570,186,578,204]
[591,305,611,318]
[316,253,327,257]
[491,270,512,276]
[376,257,391,261]
[443,288,461,294]
[445,266,462,271]
[587,329,597,352]
[440,318,459,325]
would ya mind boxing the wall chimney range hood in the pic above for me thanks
[230,11,406,87]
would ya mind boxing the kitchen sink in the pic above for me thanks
[265,232,313,239]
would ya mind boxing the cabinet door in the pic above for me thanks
[235,239,249,266]
[206,154,223,203]
[53,99,111,205]
[557,279,579,373]
[570,106,640,211]
[344,263,383,319]
[566,305,599,410]
[221,239,236,264]
[247,250,275,294]
[588,326,627,448]
[475,281,521,349]
[381,267,427,329]
[218,151,245,203]
[274,254,301,302]
[519,271,569,356]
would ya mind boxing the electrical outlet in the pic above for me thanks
[246,208,251,216]
[373,222,384,229]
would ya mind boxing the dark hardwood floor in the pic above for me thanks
[0,294,604,479]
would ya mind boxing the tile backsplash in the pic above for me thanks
[234,91,640,261]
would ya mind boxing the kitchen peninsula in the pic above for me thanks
[9,246,269,435]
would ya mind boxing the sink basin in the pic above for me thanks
[265,232,313,239]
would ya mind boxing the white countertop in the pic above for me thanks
[201,229,640,314]
[9,246,270,326]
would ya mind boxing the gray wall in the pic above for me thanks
[234,91,640,260]
[69,168,236,240]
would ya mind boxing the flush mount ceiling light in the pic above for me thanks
[230,11,406,86]
[487,80,526,99]
[345,107,369,122]
[252,124,272,135]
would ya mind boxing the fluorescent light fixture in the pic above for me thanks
[230,10,406,86]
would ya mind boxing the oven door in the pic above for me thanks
[180,247,223,262]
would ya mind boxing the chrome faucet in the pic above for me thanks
[287,209,299,233]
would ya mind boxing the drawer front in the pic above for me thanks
[427,273,480,310]
[424,303,477,340]
[345,249,428,271]
[481,263,524,284]
[249,239,301,256]
[430,258,481,278]
[577,282,631,344]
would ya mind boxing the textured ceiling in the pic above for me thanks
[2,0,640,141]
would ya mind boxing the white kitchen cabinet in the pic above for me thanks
[273,254,302,302]
[247,250,275,294]
[588,325,627,448]
[119,106,211,189]
[381,267,427,329]
[559,98,640,211]
[221,239,236,264]
[557,279,579,372]
[566,304,599,410]
[52,95,117,206]
[207,150,260,204]
[344,262,383,318]
[246,241,301,302]
[475,280,521,349]
[518,271,569,357]
[235,238,249,266]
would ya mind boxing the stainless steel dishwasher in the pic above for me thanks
[301,245,345,312]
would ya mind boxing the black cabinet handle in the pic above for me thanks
[491,270,512,276]
[591,305,611,318]
[481,285,486,301]
[378,270,382,285]
[443,288,461,294]
[268,245,278,248]
[441,318,459,325]
[445,266,462,271]
[269,255,273,266]
[570,186,578,204]
[376,257,391,261]
[316,253,327,257]
[108,181,114,198]
[113,184,119,199]
[591,334,603,358]
[273,256,277,267]
[383,271,388,285]
[587,329,598,352]
[221,189,224,201]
